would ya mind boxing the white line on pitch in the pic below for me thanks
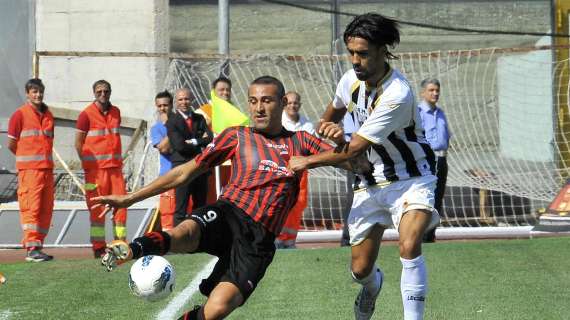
[156,257,218,320]
[0,310,13,320]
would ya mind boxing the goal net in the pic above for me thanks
[148,45,568,232]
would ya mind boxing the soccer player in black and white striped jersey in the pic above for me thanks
[289,13,439,320]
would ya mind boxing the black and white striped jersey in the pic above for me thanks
[333,65,436,189]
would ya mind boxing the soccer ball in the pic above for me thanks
[128,255,176,302]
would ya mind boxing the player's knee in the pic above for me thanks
[351,259,375,279]
[204,293,241,319]
[399,238,421,259]
[203,301,233,320]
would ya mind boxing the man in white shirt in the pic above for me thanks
[281,91,315,134]
[289,13,439,320]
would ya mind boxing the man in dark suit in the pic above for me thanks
[167,88,213,226]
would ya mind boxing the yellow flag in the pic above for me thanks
[211,89,249,134]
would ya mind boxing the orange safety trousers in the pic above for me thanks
[84,168,127,251]
[159,189,176,231]
[17,169,54,249]
[158,190,196,231]
[277,171,309,246]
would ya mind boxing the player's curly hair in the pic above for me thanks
[343,12,400,60]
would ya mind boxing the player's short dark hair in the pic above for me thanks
[212,76,232,89]
[343,13,400,59]
[251,76,285,99]
[155,90,173,103]
[92,79,111,92]
[25,78,45,93]
[420,78,441,89]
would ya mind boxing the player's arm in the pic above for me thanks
[290,134,371,173]
[317,102,347,133]
[100,159,207,271]
[321,102,347,122]
[91,158,208,209]
[318,70,351,132]
[299,126,368,173]
[292,90,411,172]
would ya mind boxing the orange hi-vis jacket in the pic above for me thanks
[15,104,54,170]
[81,103,123,170]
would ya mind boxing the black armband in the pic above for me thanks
[129,231,171,259]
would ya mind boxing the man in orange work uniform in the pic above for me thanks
[7,78,55,262]
[75,80,127,258]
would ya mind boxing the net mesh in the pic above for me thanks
[55,45,569,231]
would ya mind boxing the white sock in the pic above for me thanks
[400,255,428,320]
[352,265,383,295]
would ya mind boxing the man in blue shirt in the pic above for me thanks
[150,90,175,230]
[418,78,451,242]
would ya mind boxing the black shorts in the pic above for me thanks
[190,199,276,302]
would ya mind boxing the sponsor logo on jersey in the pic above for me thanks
[258,159,292,176]
[265,142,289,155]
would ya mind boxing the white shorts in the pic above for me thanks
[348,175,440,245]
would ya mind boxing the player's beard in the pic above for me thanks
[353,67,369,81]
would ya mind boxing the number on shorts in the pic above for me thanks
[204,210,218,223]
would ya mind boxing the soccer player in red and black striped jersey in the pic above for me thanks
[92,76,355,320]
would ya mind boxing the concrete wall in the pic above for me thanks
[36,0,169,121]
[0,0,34,171]
[21,0,170,170]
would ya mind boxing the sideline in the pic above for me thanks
[156,258,218,320]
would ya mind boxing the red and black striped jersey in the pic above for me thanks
[194,126,332,235]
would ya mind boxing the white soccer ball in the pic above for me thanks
[128,255,176,302]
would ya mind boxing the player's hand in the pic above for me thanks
[91,194,134,218]
[101,240,133,272]
[288,156,310,173]
[317,120,346,146]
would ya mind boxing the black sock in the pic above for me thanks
[177,305,202,320]
[129,231,171,259]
